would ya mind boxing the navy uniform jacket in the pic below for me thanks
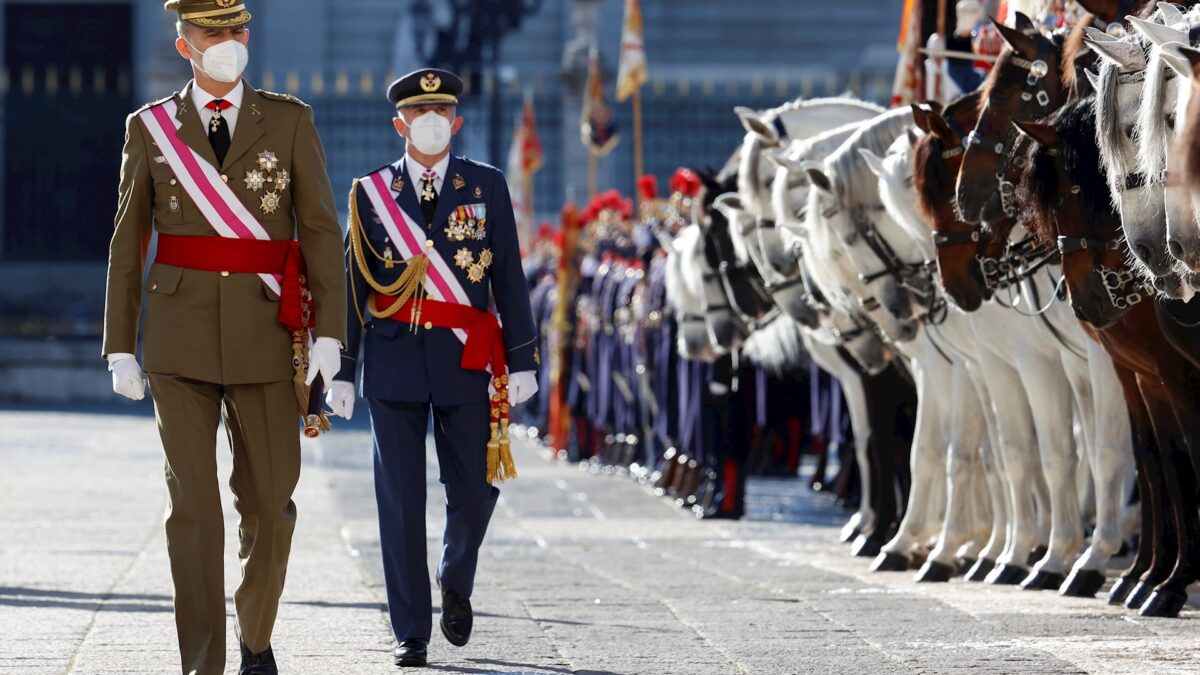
[337,154,539,405]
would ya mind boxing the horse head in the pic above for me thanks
[957,14,1066,224]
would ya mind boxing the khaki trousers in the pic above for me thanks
[148,374,301,675]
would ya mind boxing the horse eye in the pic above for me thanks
[1125,125,1136,139]
[1167,114,1176,131]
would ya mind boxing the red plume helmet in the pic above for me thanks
[637,175,659,202]
[670,168,702,198]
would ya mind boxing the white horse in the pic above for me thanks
[868,130,1136,593]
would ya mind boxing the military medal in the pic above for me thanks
[257,150,279,172]
[169,195,181,213]
[453,246,493,283]
[384,245,394,270]
[210,106,224,134]
[244,169,266,191]
[392,175,405,192]
[474,186,482,198]
[421,178,436,203]
[453,174,465,190]
[260,191,281,215]
[273,168,291,192]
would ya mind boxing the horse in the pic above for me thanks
[1017,95,1200,616]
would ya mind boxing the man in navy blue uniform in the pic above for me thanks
[326,68,539,669]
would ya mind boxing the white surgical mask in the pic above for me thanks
[187,38,249,84]
[405,111,453,155]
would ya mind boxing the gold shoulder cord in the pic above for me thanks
[348,178,430,323]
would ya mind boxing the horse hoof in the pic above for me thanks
[851,535,883,558]
[908,551,928,571]
[1138,589,1187,618]
[1020,569,1065,591]
[966,558,996,582]
[1060,569,1106,598]
[870,551,910,572]
[955,558,976,577]
[1027,545,1048,566]
[1107,576,1138,605]
[840,526,861,545]
[915,560,954,583]
[1125,581,1155,610]
[986,563,1028,585]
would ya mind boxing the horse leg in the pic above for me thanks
[1063,342,1133,597]
[873,353,949,571]
[852,362,910,557]
[917,361,987,582]
[1139,367,1200,617]
[1014,350,1081,590]
[838,363,875,542]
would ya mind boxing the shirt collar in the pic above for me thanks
[405,153,451,187]
[192,79,245,111]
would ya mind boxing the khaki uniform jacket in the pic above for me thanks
[103,80,347,385]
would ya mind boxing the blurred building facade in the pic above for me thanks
[0,0,902,399]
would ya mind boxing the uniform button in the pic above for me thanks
[169,179,177,186]
[425,239,435,249]
[424,321,433,330]
[151,282,158,291]
[220,271,230,278]
[221,175,229,183]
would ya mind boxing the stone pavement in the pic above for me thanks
[2,405,1199,675]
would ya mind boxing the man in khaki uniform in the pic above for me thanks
[101,2,346,674]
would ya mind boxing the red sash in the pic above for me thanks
[372,294,507,377]
[156,233,313,332]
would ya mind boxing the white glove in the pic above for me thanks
[109,355,146,401]
[492,370,538,407]
[305,337,343,387]
[326,380,356,420]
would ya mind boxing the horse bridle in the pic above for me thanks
[967,37,1060,219]
[1050,152,1154,312]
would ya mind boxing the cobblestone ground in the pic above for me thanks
[3,405,1200,674]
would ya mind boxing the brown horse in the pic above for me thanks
[956,14,1067,224]
[1017,96,1200,616]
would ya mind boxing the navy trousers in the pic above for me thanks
[367,398,500,642]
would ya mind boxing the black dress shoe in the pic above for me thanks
[439,586,473,647]
[239,641,278,675]
[394,638,428,668]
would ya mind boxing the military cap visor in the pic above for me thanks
[388,69,464,109]
[164,0,252,28]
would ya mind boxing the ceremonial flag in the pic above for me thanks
[507,92,544,245]
[581,48,619,157]
[616,0,648,102]
[891,0,923,106]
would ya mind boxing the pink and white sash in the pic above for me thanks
[358,163,472,344]
[139,99,282,296]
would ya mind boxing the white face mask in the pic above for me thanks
[187,38,249,84]
[405,111,453,155]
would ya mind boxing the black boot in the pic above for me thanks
[394,638,428,667]
[239,641,277,675]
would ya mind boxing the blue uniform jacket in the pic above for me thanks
[337,154,540,405]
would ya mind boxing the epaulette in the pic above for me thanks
[258,90,308,107]
[458,155,501,173]
[132,93,177,115]
[358,162,397,181]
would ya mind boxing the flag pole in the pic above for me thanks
[589,152,598,199]
[633,88,644,209]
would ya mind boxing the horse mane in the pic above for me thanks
[912,132,951,226]
[824,107,913,207]
[1095,36,1150,204]
[742,313,809,374]
[1180,79,1200,194]
[1137,44,1177,179]
[1062,19,1091,94]
[1019,96,1106,249]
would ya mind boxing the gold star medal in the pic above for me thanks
[467,263,486,283]
[454,248,474,270]
[257,150,279,172]
[273,168,291,192]
[260,191,281,215]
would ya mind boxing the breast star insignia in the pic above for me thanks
[272,168,291,192]
[260,191,281,215]
[257,150,279,172]
[244,169,266,191]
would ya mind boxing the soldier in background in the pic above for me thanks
[103,2,346,673]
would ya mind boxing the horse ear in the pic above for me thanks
[1074,0,1117,22]
[712,193,743,220]
[993,19,1038,56]
[1157,2,1184,25]
[736,107,779,145]
[910,104,931,133]
[1083,26,1118,44]
[1012,11,1036,35]
[1172,43,1200,81]
[926,111,956,144]
[1085,31,1147,70]
[1012,120,1058,148]
[1128,16,1186,47]
[859,149,888,179]
[805,167,834,196]
[1161,42,1194,78]
[905,127,920,147]
[766,150,808,177]
[1084,67,1101,91]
